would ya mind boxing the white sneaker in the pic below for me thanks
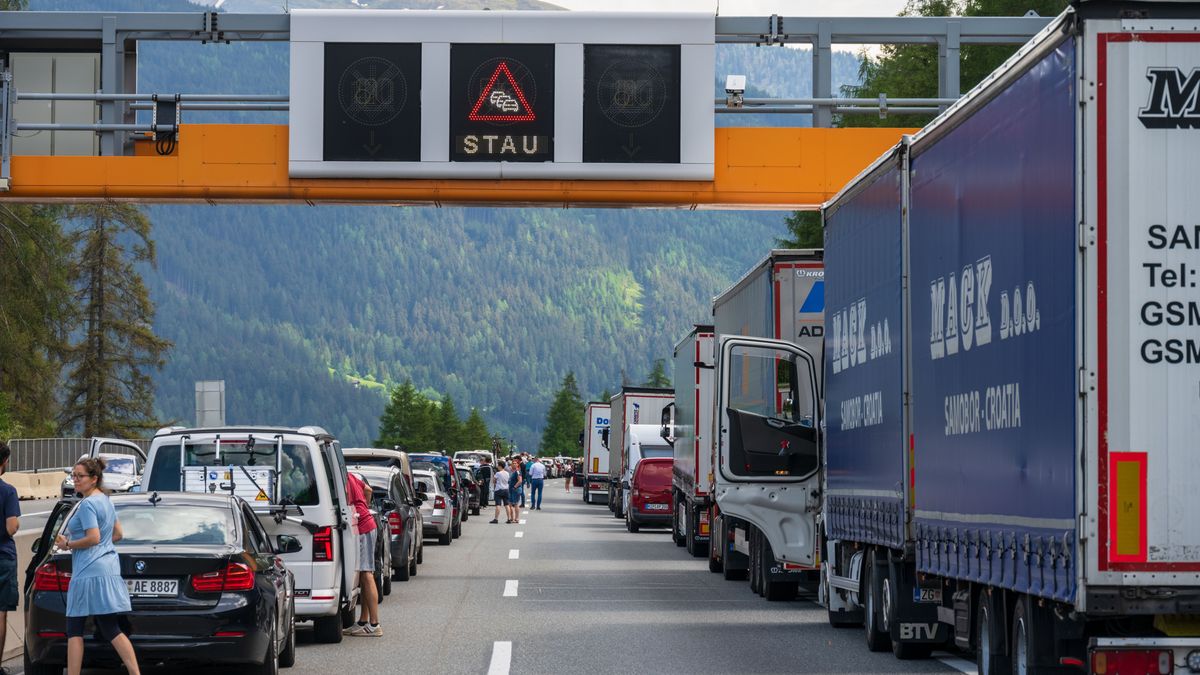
[343,624,369,636]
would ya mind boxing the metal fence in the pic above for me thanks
[6,438,150,473]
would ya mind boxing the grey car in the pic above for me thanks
[412,469,452,546]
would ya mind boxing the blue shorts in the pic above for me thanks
[509,489,520,503]
[0,557,16,612]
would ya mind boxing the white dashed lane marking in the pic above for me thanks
[487,641,512,675]
[509,549,520,559]
[503,580,519,597]
[515,531,524,538]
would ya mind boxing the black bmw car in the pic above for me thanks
[24,492,298,675]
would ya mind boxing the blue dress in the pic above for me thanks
[65,494,131,617]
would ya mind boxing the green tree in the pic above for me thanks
[462,407,492,450]
[436,393,463,453]
[58,205,171,437]
[539,371,584,457]
[377,379,432,451]
[597,389,613,404]
[0,204,72,435]
[643,359,671,389]
[777,211,822,249]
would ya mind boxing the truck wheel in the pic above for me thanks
[977,589,1010,675]
[708,514,724,573]
[1010,594,1053,675]
[749,530,763,595]
[863,550,892,652]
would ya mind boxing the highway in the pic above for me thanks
[8,480,981,675]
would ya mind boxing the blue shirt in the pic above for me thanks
[65,494,130,617]
[0,479,19,559]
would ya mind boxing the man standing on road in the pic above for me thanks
[477,456,495,509]
[344,472,381,637]
[0,442,19,670]
[528,458,546,510]
[490,463,511,524]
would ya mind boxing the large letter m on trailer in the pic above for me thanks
[1139,67,1200,129]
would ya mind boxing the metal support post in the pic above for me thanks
[813,21,832,128]
[100,15,118,156]
[0,65,12,191]
[938,21,962,103]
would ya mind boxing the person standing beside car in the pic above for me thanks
[0,441,19,670]
[477,456,495,508]
[490,464,510,524]
[507,460,523,523]
[344,471,381,637]
[528,458,545,511]
[54,457,140,675]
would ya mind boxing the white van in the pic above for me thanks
[619,424,674,519]
[142,426,359,643]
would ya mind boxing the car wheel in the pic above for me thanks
[313,615,343,644]
[254,622,280,675]
[279,614,296,668]
[23,651,59,675]
[625,509,639,533]
[382,570,392,597]
[395,549,411,582]
[409,546,419,576]
[452,520,462,539]
[461,509,469,522]
[438,529,452,546]
[472,506,481,516]
[416,540,424,564]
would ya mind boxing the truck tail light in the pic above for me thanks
[1091,649,1172,675]
[388,512,402,536]
[33,562,71,592]
[192,562,255,593]
[312,526,334,562]
[434,495,447,510]
[699,510,711,536]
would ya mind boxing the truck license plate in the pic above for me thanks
[914,587,942,603]
[127,578,178,597]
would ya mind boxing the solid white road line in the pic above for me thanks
[509,549,520,560]
[515,531,524,538]
[487,641,513,675]
[937,656,977,674]
[503,580,519,597]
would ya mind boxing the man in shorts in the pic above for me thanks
[490,463,511,523]
[0,441,18,668]
[344,472,381,637]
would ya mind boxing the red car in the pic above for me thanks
[625,458,673,533]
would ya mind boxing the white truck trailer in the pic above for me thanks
[582,401,610,505]
[606,387,673,519]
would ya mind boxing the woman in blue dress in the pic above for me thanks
[53,456,140,675]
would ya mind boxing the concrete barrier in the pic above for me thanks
[5,472,64,501]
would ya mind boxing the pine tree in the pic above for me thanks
[539,371,584,457]
[598,389,613,403]
[0,204,72,435]
[777,211,822,249]
[377,379,431,451]
[643,359,671,388]
[462,407,492,450]
[436,393,463,453]
[58,204,171,437]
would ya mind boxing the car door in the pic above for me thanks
[89,437,147,464]
[321,440,358,606]
[24,500,74,595]
[242,503,286,650]
[717,336,822,566]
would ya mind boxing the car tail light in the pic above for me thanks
[37,631,67,638]
[388,512,402,536]
[1092,649,1172,675]
[33,562,71,592]
[312,526,334,562]
[434,495,446,510]
[213,630,246,638]
[192,562,255,593]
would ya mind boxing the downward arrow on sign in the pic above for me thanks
[363,130,383,156]
[621,133,641,159]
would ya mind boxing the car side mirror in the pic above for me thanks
[31,538,41,555]
[276,535,303,554]
[381,499,397,511]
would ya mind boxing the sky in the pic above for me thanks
[550,0,910,16]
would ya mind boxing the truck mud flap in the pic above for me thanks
[887,556,949,646]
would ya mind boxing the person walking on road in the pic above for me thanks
[55,457,140,675]
[344,471,381,637]
[507,460,523,523]
[518,455,531,508]
[490,464,511,523]
[0,442,20,672]
[563,461,573,493]
[528,458,546,510]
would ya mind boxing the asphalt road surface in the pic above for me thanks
[9,481,980,674]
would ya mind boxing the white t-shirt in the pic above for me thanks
[529,462,546,480]
[493,469,511,494]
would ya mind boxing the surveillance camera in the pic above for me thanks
[725,75,746,109]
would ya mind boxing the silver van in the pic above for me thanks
[142,426,359,644]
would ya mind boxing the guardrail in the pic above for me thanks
[6,438,149,473]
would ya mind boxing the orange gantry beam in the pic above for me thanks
[3,125,911,208]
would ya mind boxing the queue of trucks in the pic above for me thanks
[582,3,1200,670]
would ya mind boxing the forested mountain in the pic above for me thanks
[25,0,862,448]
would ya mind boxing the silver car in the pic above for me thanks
[413,469,452,546]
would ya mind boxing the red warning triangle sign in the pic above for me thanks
[468,61,536,122]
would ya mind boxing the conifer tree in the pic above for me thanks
[59,204,171,437]
[539,371,584,457]
[0,203,72,435]
[436,393,463,453]
[462,407,492,450]
[377,379,431,451]
[643,359,671,388]
[598,389,613,403]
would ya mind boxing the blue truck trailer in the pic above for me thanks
[777,3,1200,671]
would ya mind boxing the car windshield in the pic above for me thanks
[104,457,136,475]
[641,445,673,459]
[637,461,672,488]
[147,439,320,506]
[413,478,438,495]
[112,504,235,546]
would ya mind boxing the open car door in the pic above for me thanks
[716,336,821,566]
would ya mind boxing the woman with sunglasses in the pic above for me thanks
[53,456,140,675]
